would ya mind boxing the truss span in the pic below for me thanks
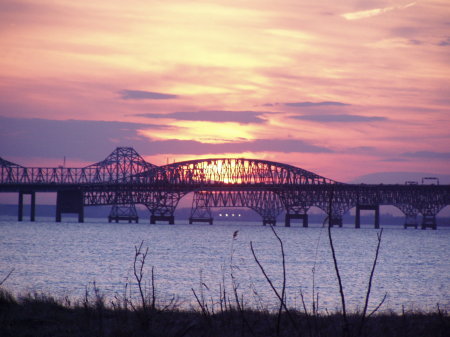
[2,147,449,229]
[155,158,338,186]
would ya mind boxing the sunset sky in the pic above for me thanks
[1,0,449,182]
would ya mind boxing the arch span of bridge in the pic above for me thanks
[1,147,449,229]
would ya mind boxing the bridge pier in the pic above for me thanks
[108,204,139,223]
[150,215,175,224]
[263,219,277,226]
[329,216,343,228]
[285,213,308,227]
[189,191,213,225]
[189,217,213,225]
[355,204,379,229]
[421,214,437,230]
[56,190,84,223]
[404,214,418,229]
[18,191,36,222]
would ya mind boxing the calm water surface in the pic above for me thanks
[0,218,449,313]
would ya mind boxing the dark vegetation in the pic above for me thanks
[0,287,448,337]
[1,222,449,336]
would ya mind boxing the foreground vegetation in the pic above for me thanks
[0,288,448,337]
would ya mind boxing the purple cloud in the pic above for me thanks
[119,90,178,100]
[438,37,450,46]
[292,114,386,122]
[0,116,167,162]
[140,138,333,155]
[285,101,350,107]
[136,110,266,124]
[401,151,450,160]
[0,117,332,164]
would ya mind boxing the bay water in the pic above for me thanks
[0,218,449,313]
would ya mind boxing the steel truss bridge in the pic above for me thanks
[1,147,449,229]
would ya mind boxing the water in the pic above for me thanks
[0,218,449,313]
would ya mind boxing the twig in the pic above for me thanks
[367,293,387,318]
[134,240,149,310]
[151,266,156,310]
[229,232,256,337]
[250,241,300,335]
[358,229,384,336]
[0,268,14,286]
[327,188,350,337]
[191,288,209,318]
[269,224,287,336]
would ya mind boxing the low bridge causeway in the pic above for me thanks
[1,147,449,229]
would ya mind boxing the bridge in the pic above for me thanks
[1,147,449,229]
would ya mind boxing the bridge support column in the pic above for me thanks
[329,216,343,228]
[285,213,308,227]
[18,191,36,222]
[150,215,175,224]
[421,214,436,230]
[108,204,139,223]
[355,205,379,229]
[404,214,418,229]
[56,190,84,223]
[263,218,277,226]
[189,217,213,225]
[189,191,213,225]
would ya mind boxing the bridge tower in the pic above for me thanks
[189,191,213,224]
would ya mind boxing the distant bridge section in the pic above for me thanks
[1,147,449,229]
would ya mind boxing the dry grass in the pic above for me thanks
[0,288,449,337]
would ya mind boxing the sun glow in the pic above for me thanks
[139,121,256,144]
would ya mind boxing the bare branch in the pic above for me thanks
[327,188,350,337]
[359,229,384,336]
[269,224,287,336]
[0,268,14,286]
[367,293,388,318]
[134,240,149,310]
[250,241,300,335]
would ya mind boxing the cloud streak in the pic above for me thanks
[285,101,350,107]
[401,151,450,160]
[292,114,387,123]
[142,138,333,156]
[136,110,267,124]
[341,2,416,20]
[119,90,179,100]
[0,116,167,161]
[0,117,332,163]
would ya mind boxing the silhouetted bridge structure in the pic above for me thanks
[1,147,449,229]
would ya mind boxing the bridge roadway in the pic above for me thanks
[1,147,449,229]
